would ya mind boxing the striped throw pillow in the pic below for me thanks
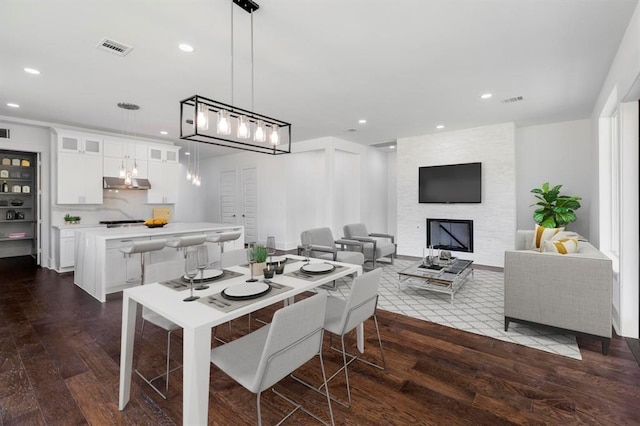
[543,238,579,254]
[531,224,565,251]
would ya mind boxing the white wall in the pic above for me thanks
[590,1,640,338]
[387,150,398,238]
[396,122,516,267]
[202,136,389,250]
[515,119,592,238]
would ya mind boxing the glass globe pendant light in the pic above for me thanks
[270,124,280,145]
[254,120,266,142]
[196,103,209,130]
[237,115,250,139]
[217,110,231,135]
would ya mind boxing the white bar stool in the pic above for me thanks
[118,238,181,399]
[207,230,242,267]
[166,234,207,257]
[119,239,168,285]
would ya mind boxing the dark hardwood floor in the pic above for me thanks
[1,257,639,425]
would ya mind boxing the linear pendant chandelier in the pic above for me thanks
[179,0,291,155]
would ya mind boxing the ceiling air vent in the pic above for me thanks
[97,38,133,57]
[501,96,524,104]
[0,128,10,139]
[343,128,358,133]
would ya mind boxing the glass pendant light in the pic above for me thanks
[270,124,280,145]
[237,115,250,139]
[254,120,266,142]
[119,161,126,178]
[124,173,132,186]
[217,110,231,135]
[132,159,138,176]
[196,103,209,130]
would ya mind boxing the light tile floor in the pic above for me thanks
[327,259,582,360]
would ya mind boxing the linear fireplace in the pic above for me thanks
[426,218,474,253]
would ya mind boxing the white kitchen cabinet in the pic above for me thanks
[55,131,104,204]
[53,225,106,272]
[103,138,148,178]
[147,145,180,204]
[58,133,102,156]
[57,151,103,204]
[148,145,179,163]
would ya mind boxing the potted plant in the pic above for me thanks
[251,244,268,276]
[64,214,81,225]
[531,182,581,228]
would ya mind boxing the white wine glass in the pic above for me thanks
[194,245,209,290]
[183,248,199,302]
[266,236,276,263]
[246,242,258,282]
[301,231,312,264]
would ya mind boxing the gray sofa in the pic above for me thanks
[504,230,613,354]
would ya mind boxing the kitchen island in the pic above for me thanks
[74,222,244,302]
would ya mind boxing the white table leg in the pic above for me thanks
[119,294,137,410]
[182,326,212,425]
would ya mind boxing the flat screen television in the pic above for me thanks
[419,162,481,203]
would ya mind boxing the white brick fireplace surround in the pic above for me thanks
[396,122,516,268]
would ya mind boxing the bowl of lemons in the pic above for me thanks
[145,218,168,228]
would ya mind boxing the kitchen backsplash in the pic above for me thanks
[51,190,174,226]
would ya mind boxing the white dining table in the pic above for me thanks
[118,256,362,425]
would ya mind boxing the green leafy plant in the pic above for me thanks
[531,183,581,228]
[64,213,81,222]
[252,244,268,263]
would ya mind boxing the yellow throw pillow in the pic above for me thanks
[531,224,565,251]
[543,238,579,254]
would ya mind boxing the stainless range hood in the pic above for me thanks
[103,177,151,190]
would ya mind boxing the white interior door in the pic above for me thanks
[241,167,258,244]
[220,170,237,225]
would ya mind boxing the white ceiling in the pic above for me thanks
[0,0,637,158]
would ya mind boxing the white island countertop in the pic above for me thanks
[77,222,240,239]
[74,222,244,302]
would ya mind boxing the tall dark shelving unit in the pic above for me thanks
[0,150,37,259]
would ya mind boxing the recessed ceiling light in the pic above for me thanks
[436,124,444,129]
[480,93,493,99]
[184,152,190,156]
[160,131,168,135]
[358,119,367,124]
[389,145,396,149]
[7,103,20,108]
[179,43,195,53]
[24,67,41,75]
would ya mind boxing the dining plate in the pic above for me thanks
[300,263,336,274]
[182,269,224,282]
[267,255,287,264]
[222,282,271,300]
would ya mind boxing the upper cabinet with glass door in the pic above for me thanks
[58,133,102,156]
[148,145,179,163]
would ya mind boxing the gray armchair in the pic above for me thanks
[343,223,396,268]
[298,227,365,266]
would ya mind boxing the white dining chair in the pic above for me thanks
[210,293,334,426]
[292,268,385,408]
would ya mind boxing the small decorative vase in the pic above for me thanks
[252,262,266,276]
